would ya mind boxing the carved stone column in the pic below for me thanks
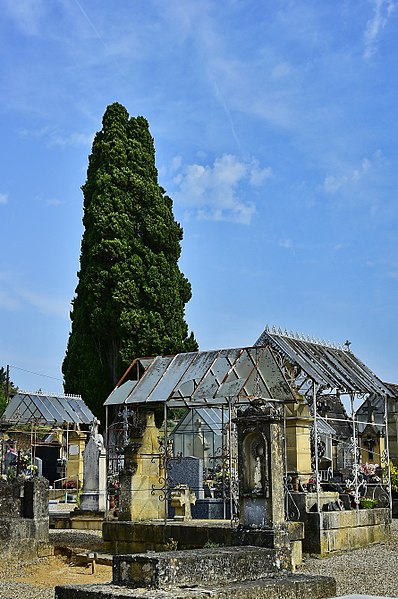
[119,409,166,521]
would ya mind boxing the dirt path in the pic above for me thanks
[3,554,112,588]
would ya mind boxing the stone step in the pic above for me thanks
[113,546,284,590]
[55,573,335,599]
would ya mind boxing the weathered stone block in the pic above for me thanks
[303,507,390,555]
[54,573,336,599]
[113,547,281,589]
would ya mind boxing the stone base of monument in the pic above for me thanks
[69,509,106,531]
[102,519,304,569]
[55,546,335,599]
[288,493,391,555]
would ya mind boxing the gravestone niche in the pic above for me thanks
[237,402,285,528]
[236,401,298,555]
[79,434,106,512]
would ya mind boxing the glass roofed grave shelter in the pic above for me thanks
[0,391,95,492]
[171,407,227,471]
[255,327,397,495]
[104,345,295,520]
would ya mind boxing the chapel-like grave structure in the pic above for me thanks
[55,331,396,598]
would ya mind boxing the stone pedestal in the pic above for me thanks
[285,400,313,479]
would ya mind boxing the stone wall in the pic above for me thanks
[0,476,51,560]
[303,507,390,555]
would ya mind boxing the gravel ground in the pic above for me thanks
[0,523,397,598]
[298,519,398,597]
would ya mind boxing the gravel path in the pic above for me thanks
[0,523,397,598]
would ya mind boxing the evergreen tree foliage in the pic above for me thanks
[62,103,198,418]
[0,367,17,416]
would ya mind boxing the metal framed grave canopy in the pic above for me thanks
[105,345,295,416]
[1,392,95,426]
[105,336,396,516]
[255,326,394,401]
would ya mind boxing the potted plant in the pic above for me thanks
[359,497,379,509]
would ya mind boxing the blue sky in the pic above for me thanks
[0,0,397,394]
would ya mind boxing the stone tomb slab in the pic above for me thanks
[113,546,282,589]
[55,545,335,599]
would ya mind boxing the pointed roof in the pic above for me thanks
[1,392,95,426]
[255,326,393,397]
[104,345,294,408]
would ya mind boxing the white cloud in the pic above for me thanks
[15,287,69,318]
[279,238,293,250]
[364,0,395,59]
[249,159,273,186]
[46,198,62,207]
[0,272,69,318]
[172,154,271,225]
[19,126,94,148]
[0,193,8,205]
[271,62,294,79]
[322,152,382,194]
[3,0,46,36]
[0,290,20,311]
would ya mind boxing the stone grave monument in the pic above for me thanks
[79,431,107,512]
[118,408,166,521]
[235,400,304,563]
[69,419,107,529]
[0,476,51,561]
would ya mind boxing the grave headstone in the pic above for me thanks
[168,456,204,499]
[34,456,43,477]
[79,433,106,512]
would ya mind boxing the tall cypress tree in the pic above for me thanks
[62,103,198,418]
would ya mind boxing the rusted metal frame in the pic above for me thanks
[239,347,272,400]
[114,356,146,390]
[146,353,198,404]
[309,345,357,393]
[271,349,298,390]
[287,339,339,390]
[340,351,391,396]
[190,349,230,403]
[268,346,313,399]
[312,382,321,512]
[269,336,326,387]
[383,394,393,515]
[349,392,361,509]
[227,396,239,526]
[216,348,246,389]
[335,352,379,394]
[178,351,220,403]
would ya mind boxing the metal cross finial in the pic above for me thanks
[344,340,352,351]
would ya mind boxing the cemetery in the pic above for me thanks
[0,328,397,597]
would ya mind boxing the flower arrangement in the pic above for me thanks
[389,461,398,494]
[108,476,120,509]
[359,462,379,478]
[63,479,77,489]
[27,464,38,476]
